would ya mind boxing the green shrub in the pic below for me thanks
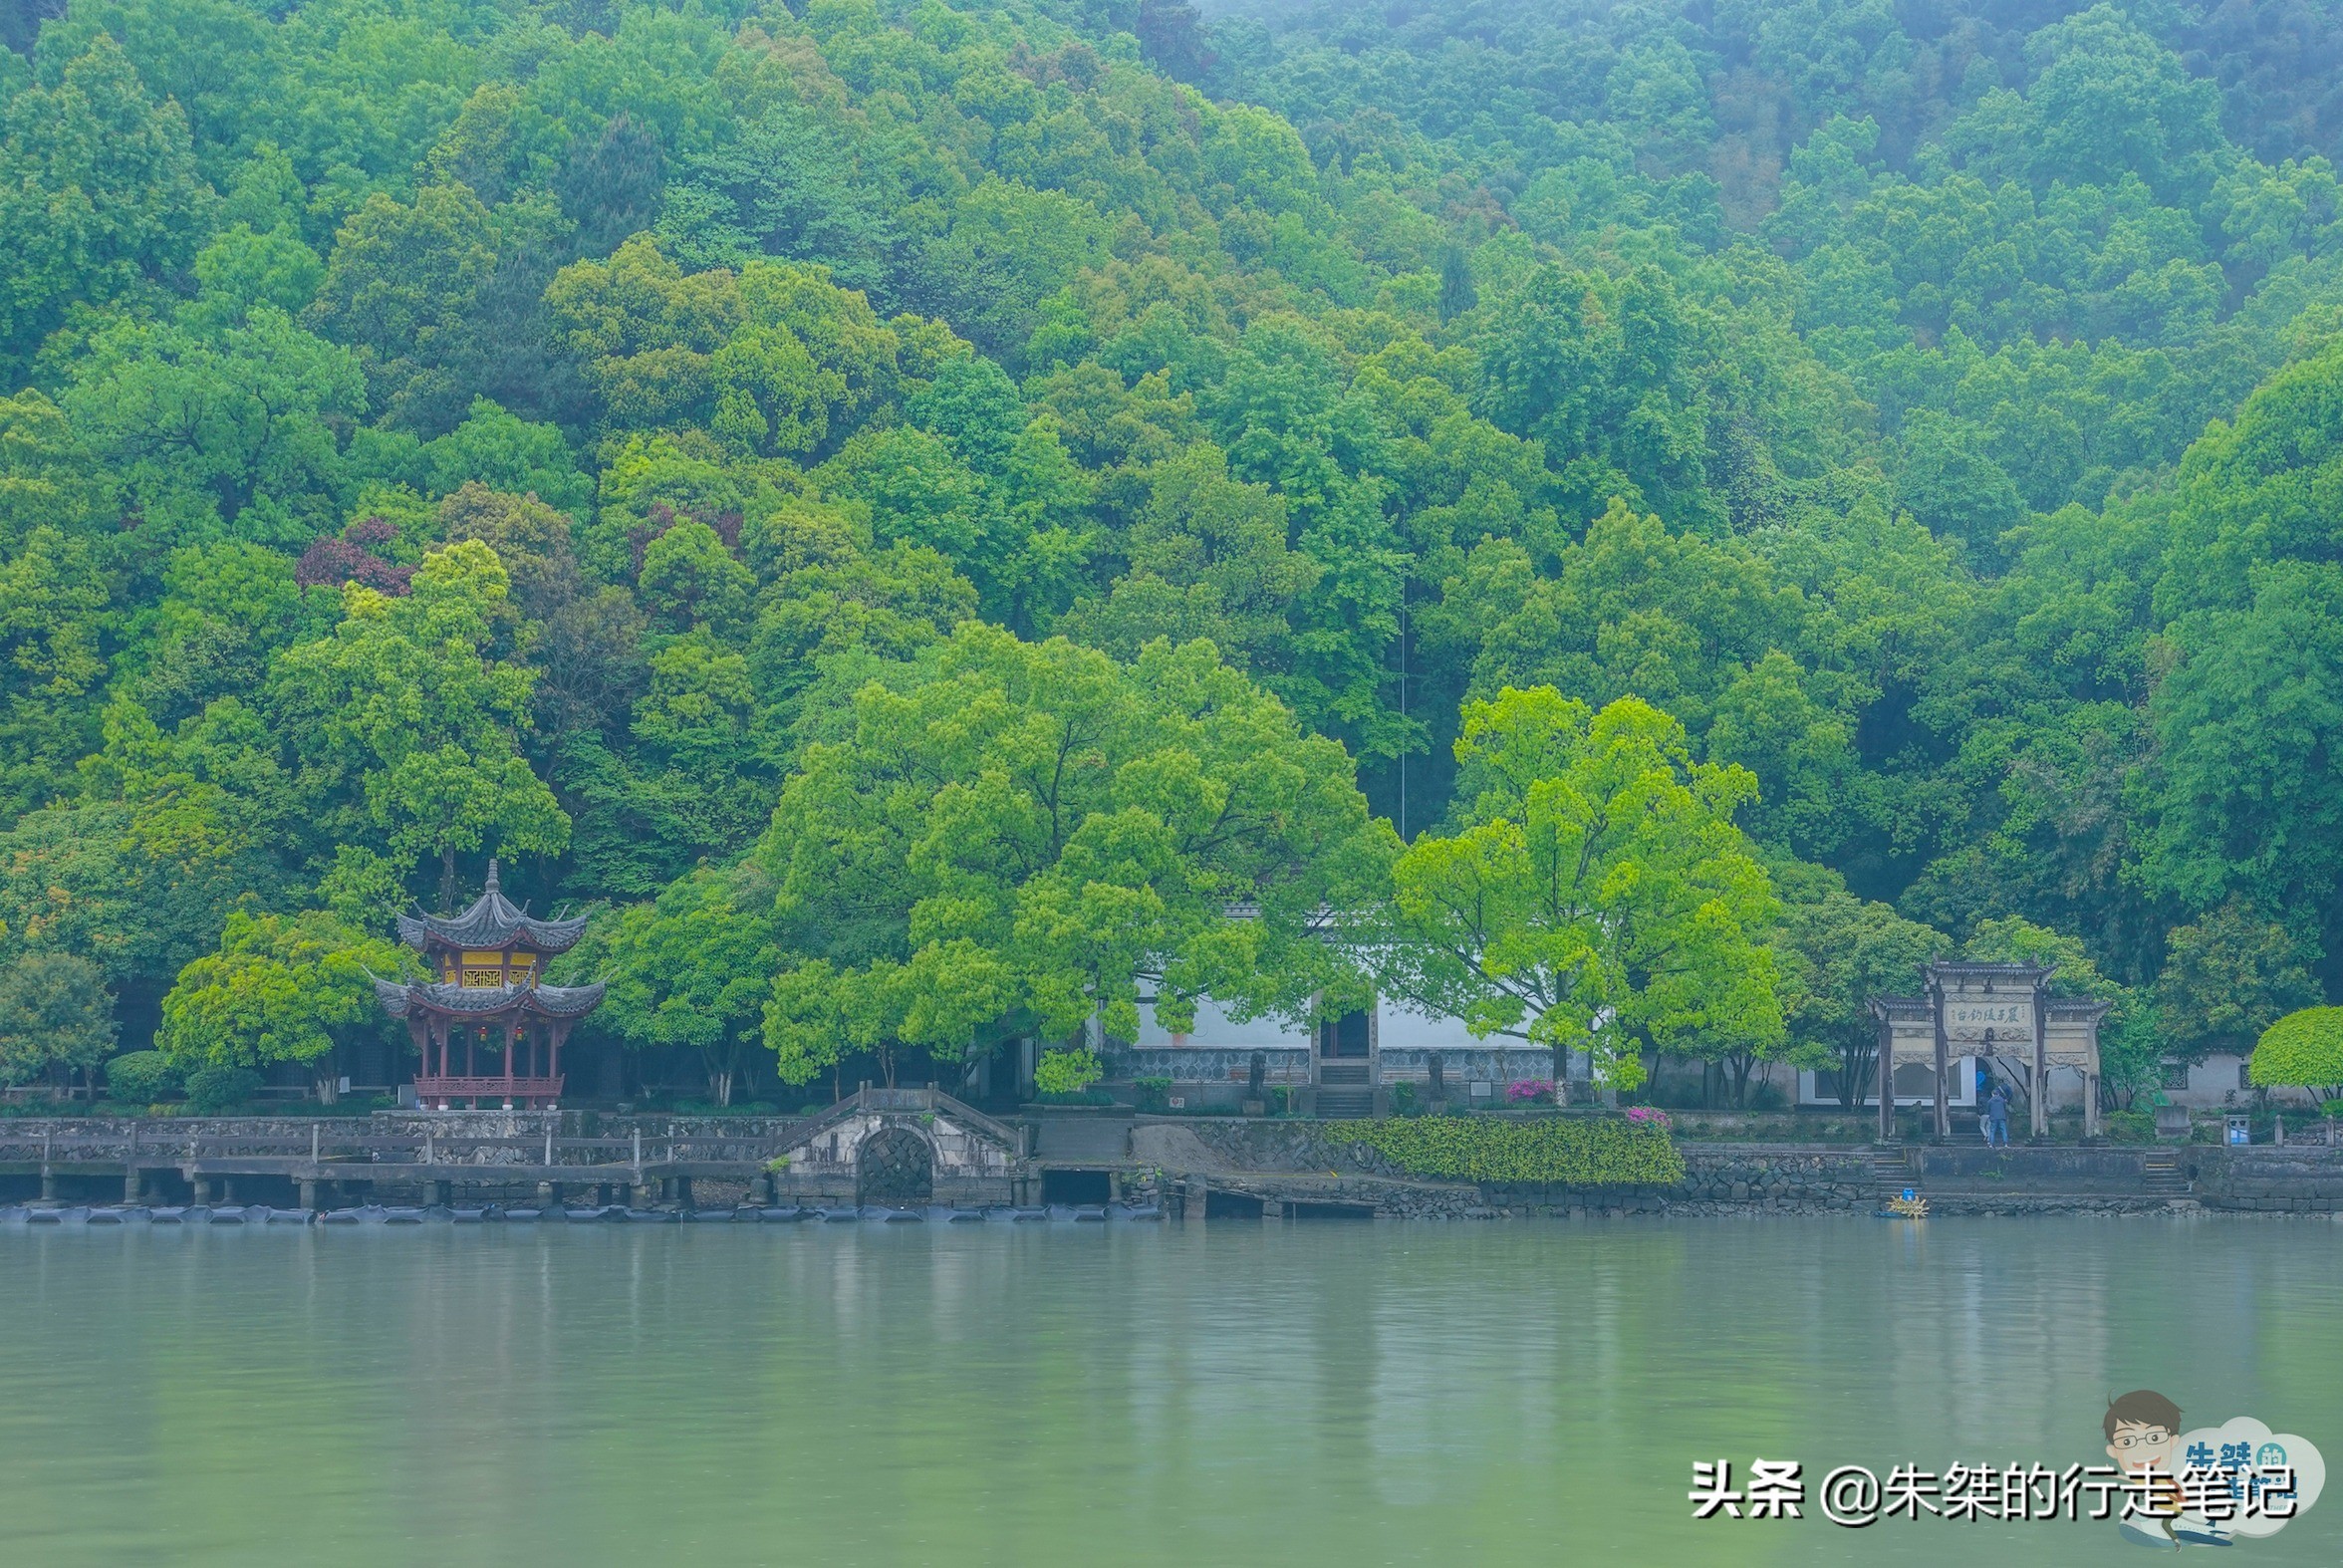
[1389,1080,1418,1115]
[1034,1047,1102,1097]
[2251,1007,2343,1100]
[183,1064,262,1115]
[2102,1109,2154,1144]
[105,1051,180,1104]
[1133,1075,1172,1112]
[1349,1115,1685,1185]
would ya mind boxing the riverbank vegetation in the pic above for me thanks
[1350,1114,1688,1185]
[1,0,2342,1110]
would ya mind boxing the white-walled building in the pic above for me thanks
[1112,993,1561,1115]
[1092,982,2270,1120]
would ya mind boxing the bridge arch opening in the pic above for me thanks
[856,1125,934,1204]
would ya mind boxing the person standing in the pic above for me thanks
[1985,1083,2011,1148]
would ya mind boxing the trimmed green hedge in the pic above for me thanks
[2252,1006,2343,1097]
[1348,1116,1685,1186]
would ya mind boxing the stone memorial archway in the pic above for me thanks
[1871,961,2106,1143]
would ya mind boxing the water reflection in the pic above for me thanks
[0,1218,2337,1566]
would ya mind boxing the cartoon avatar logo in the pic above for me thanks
[2104,1392,2325,1549]
[2105,1390,2186,1549]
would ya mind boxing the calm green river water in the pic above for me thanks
[1,1217,2337,1566]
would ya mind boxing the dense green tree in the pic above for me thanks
[2158,900,2323,1061]
[2138,562,2343,963]
[0,522,110,813]
[0,35,214,371]
[182,222,325,331]
[116,542,331,726]
[420,403,593,518]
[1376,687,1784,1097]
[59,307,366,544]
[0,950,117,1096]
[1471,265,1723,533]
[1776,867,1948,1112]
[156,911,404,1101]
[1058,442,1315,668]
[565,861,778,1106]
[307,182,574,433]
[0,390,110,548]
[269,541,567,903]
[555,113,665,259]
[11,0,2343,1081]
[0,792,281,1017]
[757,623,1393,1085]
[436,482,583,619]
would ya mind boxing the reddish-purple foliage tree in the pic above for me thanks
[296,517,414,594]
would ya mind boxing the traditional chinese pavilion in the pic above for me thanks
[374,860,605,1109]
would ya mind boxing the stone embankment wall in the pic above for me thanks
[1129,1119,2343,1217]
[0,1112,807,1141]
[1138,1122,1887,1213]
[1667,1149,1878,1212]
[2198,1147,2343,1212]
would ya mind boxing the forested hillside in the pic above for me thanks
[3,0,2342,1105]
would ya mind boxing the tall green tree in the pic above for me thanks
[269,541,568,902]
[0,35,214,370]
[60,307,366,543]
[571,859,778,1107]
[2156,900,2322,1062]
[1376,687,1784,1097]
[2139,562,2343,965]
[1776,871,1947,1112]
[756,623,1394,1087]
[0,951,117,1097]
[156,911,405,1102]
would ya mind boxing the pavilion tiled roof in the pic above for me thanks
[373,976,608,1019]
[395,860,589,954]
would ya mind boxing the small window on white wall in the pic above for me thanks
[2239,1062,2253,1092]
[2160,1061,2191,1091]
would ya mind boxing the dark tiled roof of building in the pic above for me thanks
[394,860,589,954]
[373,976,607,1019]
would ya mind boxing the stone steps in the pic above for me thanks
[1315,1088,1375,1119]
[1868,1146,1916,1191]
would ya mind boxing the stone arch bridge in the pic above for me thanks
[770,1086,1034,1206]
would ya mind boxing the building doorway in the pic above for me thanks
[1317,1010,1370,1058]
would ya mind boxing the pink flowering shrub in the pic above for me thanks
[1505,1079,1555,1105]
[1624,1106,1673,1131]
